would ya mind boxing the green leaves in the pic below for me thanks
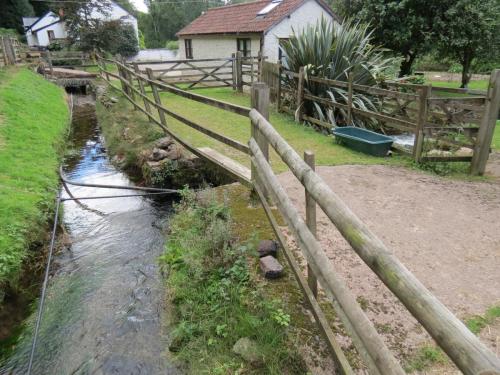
[281,18,397,127]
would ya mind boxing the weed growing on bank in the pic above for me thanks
[160,189,307,374]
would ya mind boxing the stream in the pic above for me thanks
[0,94,178,374]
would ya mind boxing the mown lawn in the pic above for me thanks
[0,68,69,286]
[428,79,489,90]
[159,87,406,173]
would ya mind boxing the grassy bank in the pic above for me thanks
[161,189,311,374]
[0,68,69,288]
[96,90,164,175]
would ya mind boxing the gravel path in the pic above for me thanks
[278,165,500,364]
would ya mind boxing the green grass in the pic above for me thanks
[466,305,500,335]
[0,67,69,286]
[96,94,164,174]
[428,79,489,91]
[404,345,446,373]
[158,87,405,173]
[160,189,307,374]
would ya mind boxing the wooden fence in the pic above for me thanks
[261,63,500,175]
[129,51,263,91]
[0,37,23,67]
[96,55,500,374]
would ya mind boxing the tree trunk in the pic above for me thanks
[399,52,417,77]
[460,52,473,88]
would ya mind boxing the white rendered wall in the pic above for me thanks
[177,34,261,60]
[263,0,335,63]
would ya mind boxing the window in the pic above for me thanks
[185,39,193,59]
[278,38,289,63]
[257,0,282,16]
[237,38,251,57]
[47,30,55,41]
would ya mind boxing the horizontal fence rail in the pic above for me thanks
[128,52,264,92]
[96,54,252,186]
[267,65,500,174]
[248,102,500,375]
[94,55,500,373]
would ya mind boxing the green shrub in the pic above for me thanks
[165,40,179,50]
[280,18,397,128]
[79,20,139,57]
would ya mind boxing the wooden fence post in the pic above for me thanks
[347,72,353,125]
[295,66,305,123]
[257,51,264,81]
[3,37,15,65]
[236,51,243,93]
[231,53,237,91]
[276,63,282,112]
[133,63,153,122]
[413,85,431,162]
[471,69,500,175]
[46,50,53,75]
[115,57,128,96]
[251,82,270,190]
[304,150,318,298]
[146,68,168,129]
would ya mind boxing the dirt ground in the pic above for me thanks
[277,165,500,371]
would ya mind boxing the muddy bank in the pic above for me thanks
[96,85,233,188]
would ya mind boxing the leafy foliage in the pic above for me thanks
[139,0,225,48]
[0,0,34,34]
[433,0,500,87]
[350,0,441,76]
[281,18,397,127]
[79,20,139,56]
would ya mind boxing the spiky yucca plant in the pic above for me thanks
[280,18,397,128]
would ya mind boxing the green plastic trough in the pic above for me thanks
[333,127,394,157]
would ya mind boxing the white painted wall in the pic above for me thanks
[176,0,335,63]
[263,0,335,63]
[24,12,66,47]
[177,34,261,60]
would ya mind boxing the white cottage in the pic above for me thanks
[23,1,138,48]
[176,0,338,63]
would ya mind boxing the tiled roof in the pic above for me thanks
[176,0,335,36]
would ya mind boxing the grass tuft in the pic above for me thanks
[466,305,500,335]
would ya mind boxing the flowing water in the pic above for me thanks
[0,94,178,375]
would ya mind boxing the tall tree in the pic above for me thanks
[354,0,441,76]
[140,0,224,48]
[29,0,50,17]
[434,0,499,87]
[56,0,112,43]
[0,0,34,34]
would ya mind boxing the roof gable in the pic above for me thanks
[25,11,59,31]
[176,0,336,36]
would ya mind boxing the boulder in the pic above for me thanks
[232,338,262,365]
[155,137,174,150]
[150,147,169,161]
[260,255,283,279]
[165,144,182,160]
[258,240,278,258]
